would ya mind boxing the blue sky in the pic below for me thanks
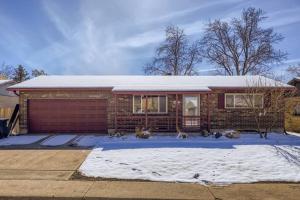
[0,0,299,76]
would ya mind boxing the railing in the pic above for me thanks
[115,115,207,132]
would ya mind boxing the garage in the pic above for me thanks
[28,99,107,133]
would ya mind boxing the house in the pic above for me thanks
[288,77,300,96]
[285,77,300,132]
[0,80,19,133]
[7,75,293,134]
[0,80,18,114]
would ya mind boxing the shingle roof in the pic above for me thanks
[8,75,292,91]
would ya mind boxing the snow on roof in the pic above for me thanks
[8,75,292,91]
[0,80,13,86]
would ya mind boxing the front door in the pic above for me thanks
[183,95,200,127]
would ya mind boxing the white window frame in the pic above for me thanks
[132,95,168,114]
[225,93,264,109]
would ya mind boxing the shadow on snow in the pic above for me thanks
[98,133,300,151]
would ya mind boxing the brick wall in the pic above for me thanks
[19,89,285,133]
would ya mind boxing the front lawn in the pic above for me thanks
[79,133,300,185]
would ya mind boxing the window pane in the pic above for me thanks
[159,96,167,112]
[294,104,300,116]
[148,96,159,112]
[254,95,263,108]
[235,94,252,108]
[184,96,198,116]
[133,96,142,113]
[142,96,159,113]
[225,95,234,108]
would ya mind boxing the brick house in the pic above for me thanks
[285,77,300,132]
[7,75,293,134]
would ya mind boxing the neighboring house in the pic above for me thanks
[7,75,293,134]
[0,80,18,110]
[285,77,300,132]
[0,80,19,133]
[288,77,300,96]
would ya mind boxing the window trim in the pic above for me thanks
[225,93,264,109]
[132,95,168,114]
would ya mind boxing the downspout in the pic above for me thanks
[13,90,20,96]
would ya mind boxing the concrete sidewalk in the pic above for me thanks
[0,180,299,200]
[0,150,90,180]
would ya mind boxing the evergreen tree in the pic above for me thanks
[12,65,30,83]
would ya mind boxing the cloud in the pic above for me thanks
[1,0,299,76]
[265,7,300,28]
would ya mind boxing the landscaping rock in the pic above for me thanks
[214,132,222,139]
[177,131,188,139]
[224,130,240,139]
[135,127,151,139]
[201,130,210,137]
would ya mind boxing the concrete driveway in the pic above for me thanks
[0,149,90,180]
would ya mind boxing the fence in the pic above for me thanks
[0,107,19,134]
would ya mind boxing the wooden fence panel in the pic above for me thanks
[0,107,19,134]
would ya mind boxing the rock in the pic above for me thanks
[193,173,200,179]
[136,127,151,139]
[201,130,210,137]
[177,131,188,139]
[214,132,222,139]
[224,130,240,139]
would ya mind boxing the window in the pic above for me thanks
[294,104,300,116]
[133,95,167,113]
[183,96,199,116]
[225,94,263,108]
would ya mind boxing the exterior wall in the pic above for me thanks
[115,94,209,132]
[209,89,284,131]
[18,90,114,134]
[285,97,300,133]
[18,89,285,134]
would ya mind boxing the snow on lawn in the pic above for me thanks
[41,135,77,146]
[79,133,300,185]
[70,135,101,147]
[0,135,48,146]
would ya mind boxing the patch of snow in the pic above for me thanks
[71,135,101,147]
[8,75,291,91]
[79,133,300,185]
[41,135,77,146]
[287,131,300,137]
[0,135,48,146]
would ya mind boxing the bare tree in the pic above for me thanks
[32,69,47,77]
[0,63,14,79]
[244,77,295,138]
[286,63,300,77]
[200,7,287,76]
[144,25,202,75]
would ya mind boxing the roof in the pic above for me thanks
[288,77,300,86]
[8,75,293,92]
[0,80,13,86]
[0,80,16,96]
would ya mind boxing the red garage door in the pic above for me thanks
[28,99,107,133]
